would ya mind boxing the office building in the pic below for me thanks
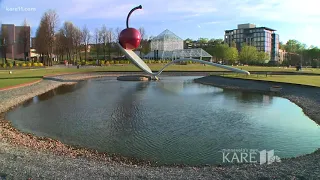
[31,37,36,49]
[1,24,31,60]
[224,23,280,62]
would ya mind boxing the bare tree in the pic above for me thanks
[35,15,49,65]
[100,25,108,60]
[46,10,59,66]
[94,28,100,61]
[139,27,145,40]
[138,27,150,56]
[60,22,71,63]
[114,27,122,56]
[19,19,31,62]
[35,10,59,66]
[107,28,114,60]
[73,26,82,61]
[82,25,91,62]
[54,29,67,61]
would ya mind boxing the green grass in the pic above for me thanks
[0,64,319,88]
[220,74,320,87]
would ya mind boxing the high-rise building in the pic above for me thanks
[224,23,280,62]
[1,24,30,60]
[31,37,36,49]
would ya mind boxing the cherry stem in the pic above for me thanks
[126,5,142,28]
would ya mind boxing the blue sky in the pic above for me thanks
[0,0,319,47]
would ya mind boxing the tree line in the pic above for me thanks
[198,39,270,65]
[26,10,150,66]
[187,38,320,67]
[280,40,320,67]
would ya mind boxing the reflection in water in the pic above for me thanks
[222,89,273,104]
[6,76,320,166]
[109,82,150,136]
[26,82,87,104]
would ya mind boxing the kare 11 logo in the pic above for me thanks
[220,149,281,165]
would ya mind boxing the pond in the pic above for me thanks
[6,76,320,166]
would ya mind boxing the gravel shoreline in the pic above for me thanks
[0,72,320,179]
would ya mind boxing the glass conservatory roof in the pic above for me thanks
[152,29,183,41]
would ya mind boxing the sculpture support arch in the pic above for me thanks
[117,43,250,79]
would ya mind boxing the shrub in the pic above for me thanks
[27,63,32,67]
[22,63,27,67]
[119,60,125,64]
[86,61,91,65]
[115,61,120,64]
[100,60,105,65]
[151,60,155,63]
[15,63,20,67]
[7,63,13,68]
[81,60,86,66]
[39,63,44,67]
[33,62,38,67]
[1,63,7,68]
[109,60,114,64]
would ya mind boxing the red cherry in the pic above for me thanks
[119,5,142,50]
[119,28,141,50]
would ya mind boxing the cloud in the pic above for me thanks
[233,0,320,23]
[1,0,320,46]
[203,21,222,25]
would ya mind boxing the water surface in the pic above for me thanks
[6,76,320,165]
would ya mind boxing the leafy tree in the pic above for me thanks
[279,41,285,50]
[198,38,209,44]
[213,39,224,45]
[213,44,228,61]
[208,38,215,44]
[225,47,238,64]
[239,45,258,64]
[285,39,305,53]
[257,51,270,64]
[231,41,236,48]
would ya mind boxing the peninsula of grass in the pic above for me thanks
[0,64,319,89]
[218,73,320,87]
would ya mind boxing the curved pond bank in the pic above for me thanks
[194,75,320,125]
[0,72,320,179]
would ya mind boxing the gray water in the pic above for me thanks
[6,76,320,165]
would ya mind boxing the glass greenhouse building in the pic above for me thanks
[144,29,212,61]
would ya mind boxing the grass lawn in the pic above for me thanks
[219,73,320,87]
[0,64,319,89]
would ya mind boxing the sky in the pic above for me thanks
[0,0,320,47]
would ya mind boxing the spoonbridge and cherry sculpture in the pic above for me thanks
[118,5,250,80]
